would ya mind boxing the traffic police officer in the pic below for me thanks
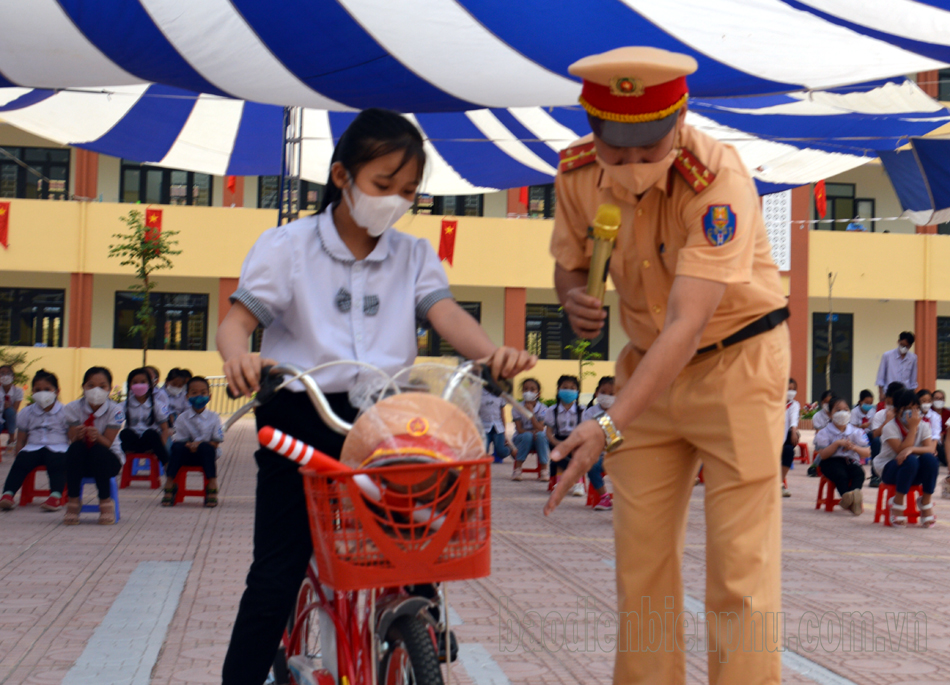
[544,47,789,685]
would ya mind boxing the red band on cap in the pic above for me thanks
[580,76,688,123]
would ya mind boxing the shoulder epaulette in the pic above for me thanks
[558,142,596,173]
[673,148,716,193]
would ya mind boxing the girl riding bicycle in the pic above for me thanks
[217,108,535,685]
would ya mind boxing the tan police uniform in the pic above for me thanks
[551,47,790,685]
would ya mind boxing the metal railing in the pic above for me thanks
[206,375,249,418]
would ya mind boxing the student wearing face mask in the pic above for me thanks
[0,370,68,512]
[934,389,949,466]
[163,368,190,422]
[480,385,515,464]
[813,397,869,515]
[781,378,801,497]
[545,375,585,496]
[582,376,616,510]
[811,390,834,432]
[850,389,876,432]
[876,332,918,401]
[0,364,23,449]
[916,389,942,452]
[875,389,939,527]
[511,378,550,482]
[216,108,536,684]
[869,381,905,488]
[63,366,125,525]
[165,376,223,508]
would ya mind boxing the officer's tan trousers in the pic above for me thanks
[607,324,789,685]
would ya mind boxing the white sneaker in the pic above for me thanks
[511,466,523,481]
[781,485,791,498]
[570,482,585,497]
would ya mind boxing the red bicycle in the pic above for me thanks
[228,361,500,685]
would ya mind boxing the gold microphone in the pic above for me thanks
[586,203,621,302]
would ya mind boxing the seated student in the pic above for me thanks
[781,378,801,497]
[545,375,585,497]
[811,390,833,432]
[119,367,170,466]
[874,388,939,527]
[63,366,125,525]
[917,389,942,459]
[163,368,190,425]
[145,364,172,418]
[165,376,223,507]
[814,397,870,515]
[869,381,905,487]
[0,370,68,512]
[934,389,949,466]
[581,376,615,511]
[510,378,549,482]
[479,386,514,464]
[0,364,23,450]
[850,389,876,433]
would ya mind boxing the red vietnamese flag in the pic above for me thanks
[144,208,162,255]
[814,180,827,219]
[0,202,9,249]
[438,219,457,266]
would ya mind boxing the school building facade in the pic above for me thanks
[1,120,950,405]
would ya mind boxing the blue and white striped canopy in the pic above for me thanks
[1,81,947,194]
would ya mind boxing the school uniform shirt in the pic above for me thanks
[124,394,170,436]
[63,398,126,463]
[784,400,801,437]
[850,406,874,430]
[513,401,547,434]
[545,401,583,440]
[814,423,868,465]
[2,384,24,408]
[231,208,453,395]
[164,387,190,417]
[17,401,69,453]
[811,409,831,432]
[582,404,605,422]
[174,408,225,457]
[874,418,932,475]
[922,409,942,444]
[871,407,892,432]
[479,390,506,433]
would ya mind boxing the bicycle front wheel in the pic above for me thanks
[379,615,444,685]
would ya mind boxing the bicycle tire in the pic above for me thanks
[379,615,444,685]
[271,645,290,685]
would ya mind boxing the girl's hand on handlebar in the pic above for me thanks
[223,352,276,398]
[481,346,537,380]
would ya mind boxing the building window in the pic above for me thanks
[525,304,609,360]
[0,147,69,200]
[113,292,209,351]
[811,312,854,404]
[528,184,556,219]
[0,288,65,347]
[258,176,324,212]
[414,195,483,217]
[417,302,481,356]
[938,69,950,102]
[814,184,877,232]
[120,161,212,206]
[938,317,950,379]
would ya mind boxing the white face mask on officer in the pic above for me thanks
[344,175,413,238]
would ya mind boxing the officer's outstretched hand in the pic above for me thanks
[563,287,607,339]
[544,419,607,515]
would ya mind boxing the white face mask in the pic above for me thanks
[84,387,109,407]
[597,394,616,409]
[166,385,185,397]
[934,400,945,410]
[33,390,56,409]
[344,177,413,238]
[921,403,933,413]
[787,389,797,401]
[832,410,851,427]
[0,375,13,386]
[522,391,538,402]
[899,345,909,355]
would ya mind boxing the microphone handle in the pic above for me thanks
[586,237,616,302]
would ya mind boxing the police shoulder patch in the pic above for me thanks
[674,148,715,193]
[703,205,737,246]
[558,141,597,173]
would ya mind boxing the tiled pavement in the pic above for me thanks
[1,423,948,684]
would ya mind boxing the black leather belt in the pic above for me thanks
[696,307,789,356]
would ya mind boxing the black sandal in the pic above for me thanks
[204,486,218,508]
[161,483,177,507]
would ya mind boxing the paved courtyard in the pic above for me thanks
[0,422,947,684]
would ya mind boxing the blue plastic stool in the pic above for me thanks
[78,477,120,521]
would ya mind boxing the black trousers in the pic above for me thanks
[222,390,358,685]
[66,442,122,500]
[169,441,217,479]
[119,428,169,465]
[3,447,66,495]
[819,456,865,495]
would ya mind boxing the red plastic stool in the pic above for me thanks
[815,469,841,512]
[174,466,209,504]
[874,483,922,526]
[520,449,543,479]
[120,453,162,489]
[795,442,811,465]
[20,466,62,506]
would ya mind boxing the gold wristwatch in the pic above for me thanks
[596,414,624,452]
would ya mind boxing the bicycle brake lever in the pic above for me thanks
[478,365,533,421]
